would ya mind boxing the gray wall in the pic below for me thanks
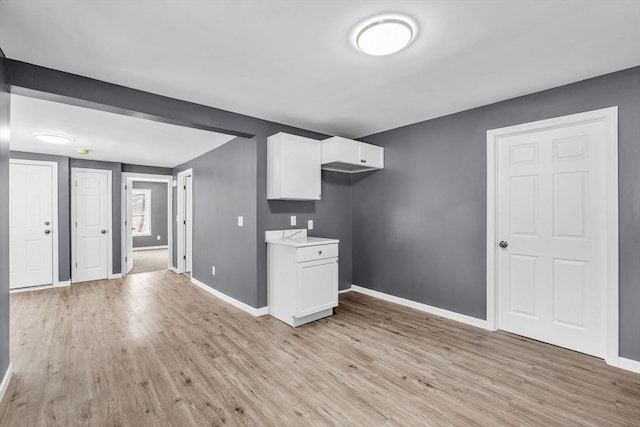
[354,66,640,361]
[122,164,172,175]
[132,181,168,248]
[0,54,11,381]
[174,137,258,306]
[10,152,71,281]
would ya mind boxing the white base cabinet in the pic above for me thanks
[267,235,339,327]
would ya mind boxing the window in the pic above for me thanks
[132,189,151,236]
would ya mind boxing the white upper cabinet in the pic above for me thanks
[321,136,384,173]
[267,132,321,200]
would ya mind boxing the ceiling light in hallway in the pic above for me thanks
[354,15,416,56]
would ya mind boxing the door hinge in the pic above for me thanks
[75,221,77,228]
[75,262,78,268]
[183,220,186,225]
[125,256,128,262]
[75,181,78,187]
[184,185,187,190]
[183,255,186,260]
[125,185,127,190]
[124,220,127,226]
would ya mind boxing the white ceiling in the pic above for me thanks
[1,1,639,138]
[10,94,237,167]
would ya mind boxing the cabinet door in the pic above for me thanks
[296,257,339,317]
[338,138,361,165]
[360,143,384,168]
[280,134,321,199]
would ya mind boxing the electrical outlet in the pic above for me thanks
[212,266,216,276]
[157,235,161,240]
[290,215,296,226]
[238,216,244,227]
[307,220,314,230]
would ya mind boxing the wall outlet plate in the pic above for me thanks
[212,266,216,276]
[290,216,296,226]
[238,216,244,227]
[157,235,161,240]
[307,220,314,230]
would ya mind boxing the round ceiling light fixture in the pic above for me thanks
[33,132,74,144]
[353,14,416,56]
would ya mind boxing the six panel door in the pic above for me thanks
[497,121,607,357]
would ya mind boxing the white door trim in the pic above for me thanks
[10,159,60,287]
[486,107,619,366]
[121,172,173,277]
[176,168,193,274]
[71,167,113,282]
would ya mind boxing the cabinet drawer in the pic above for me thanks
[297,244,338,262]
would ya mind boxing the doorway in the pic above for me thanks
[486,107,619,364]
[9,159,59,289]
[121,173,172,276]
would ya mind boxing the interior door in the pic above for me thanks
[9,162,54,289]
[497,120,607,357]
[125,178,133,274]
[185,175,193,273]
[73,169,110,283]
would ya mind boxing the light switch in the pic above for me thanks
[290,216,296,226]
[157,235,161,240]
[307,220,314,230]
[238,216,244,227]
[172,180,178,187]
[212,266,216,276]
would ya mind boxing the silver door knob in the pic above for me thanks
[101,229,107,234]
[499,241,508,249]
[44,229,51,235]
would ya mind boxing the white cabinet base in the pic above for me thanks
[270,307,334,327]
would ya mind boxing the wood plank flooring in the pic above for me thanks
[0,271,638,426]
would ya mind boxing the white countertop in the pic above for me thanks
[265,229,339,247]
[267,236,339,247]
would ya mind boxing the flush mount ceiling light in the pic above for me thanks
[353,14,416,56]
[32,132,74,144]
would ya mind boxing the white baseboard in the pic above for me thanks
[350,285,488,330]
[168,266,179,274]
[338,288,352,294]
[108,273,123,279]
[618,357,640,374]
[191,277,268,317]
[0,363,12,404]
[133,245,168,251]
[55,280,71,287]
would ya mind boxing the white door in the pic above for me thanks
[125,178,133,274]
[497,120,608,357]
[73,169,111,283]
[185,175,193,273]
[9,162,54,289]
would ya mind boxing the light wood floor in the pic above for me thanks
[1,271,638,426]
[129,248,168,274]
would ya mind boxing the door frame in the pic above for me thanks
[176,168,193,274]
[486,106,619,365]
[71,167,114,282]
[120,172,173,277]
[9,158,61,287]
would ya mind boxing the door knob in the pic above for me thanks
[44,229,51,235]
[101,229,108,234]
[44,221,50,226]
[499,241,508,249]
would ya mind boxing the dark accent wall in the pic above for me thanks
[354,66,640,361]
[174,138,258,306]
[122,164,172,175]
[10,152,70,281]
[0,54,11,380]
[132,181,168,248]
